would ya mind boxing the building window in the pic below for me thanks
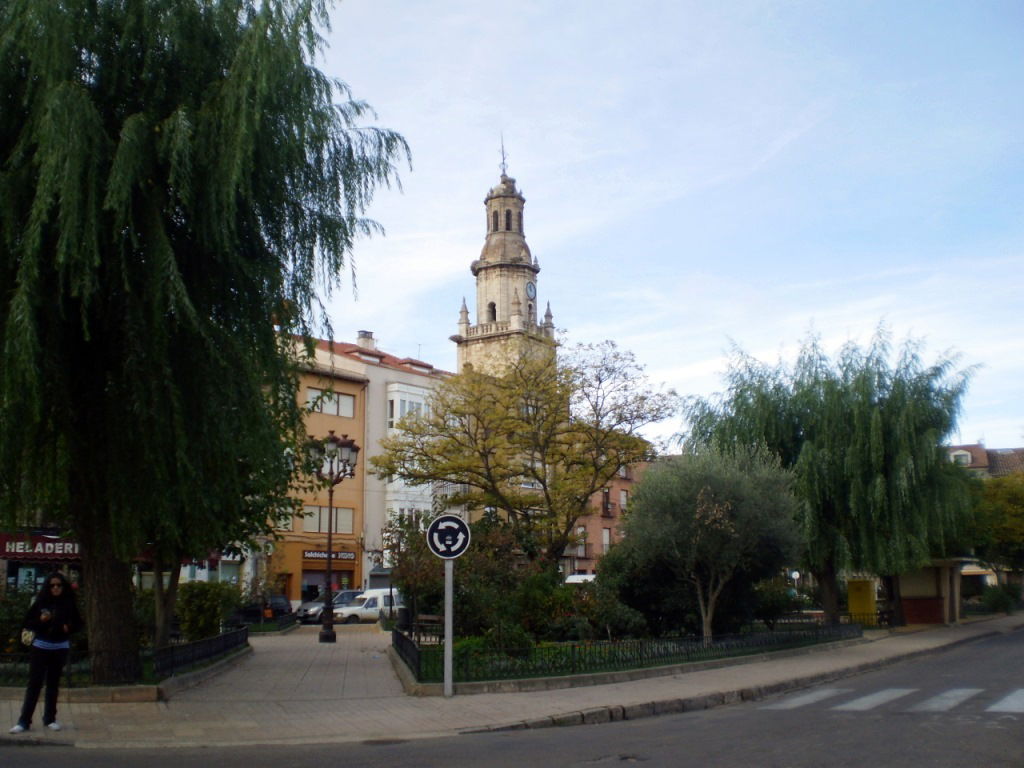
[306,387,354,418]
[619,489,628,510]
[487,302,497,322]
[518,211,523,232]
[302,505,354,534]
[576,526,587,558]
[492,210,498,231]
[505,209,512,231]
[951,452,970,466]
[388,398,423,429]
[602,528,611,553]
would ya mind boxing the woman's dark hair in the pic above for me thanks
[36,571,74,602]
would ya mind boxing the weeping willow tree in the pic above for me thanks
[685,329,975,624]
[0,0,407,682]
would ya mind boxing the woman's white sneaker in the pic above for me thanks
[8,723,27,734]
[46,722,62,731]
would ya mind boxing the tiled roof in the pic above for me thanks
[314,339,450,378]
[987,448,1024,477]
[947,443,988,469]
[946,443,1024,477]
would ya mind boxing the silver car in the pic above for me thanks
[296,589,362,624]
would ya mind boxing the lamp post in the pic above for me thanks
[307,431,359,643]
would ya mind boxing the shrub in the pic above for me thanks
[981,584,1014,615]
[0,587,35,653]
[484,621,534,658]
[1001,582,1022,605]
[754,581,799,630]
[177,582,243,641]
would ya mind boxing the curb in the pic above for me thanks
[459,626,1013,734]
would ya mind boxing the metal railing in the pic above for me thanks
[395,624,862,684]
[392,628,421,680]
[153,626,248,678]
[0,650,89,688]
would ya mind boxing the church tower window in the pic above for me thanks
[487,302,497,322]
[492,210,498,232]
[518,211,523,232]
[505,209,512,231]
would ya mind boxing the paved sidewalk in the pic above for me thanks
[2,615,1022,749]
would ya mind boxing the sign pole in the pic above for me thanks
[425,514,470,699]
[444,558,454,698]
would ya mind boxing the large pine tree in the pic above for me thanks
[0,0,407,681]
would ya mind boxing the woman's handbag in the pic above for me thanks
[20,628,35,646]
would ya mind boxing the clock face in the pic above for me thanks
[525,281,536,299]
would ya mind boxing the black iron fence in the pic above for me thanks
[152,626,248,678]
[1,629,248,686]
[395,624,862,684]
[0,650,90,688]
[392,627,421,680]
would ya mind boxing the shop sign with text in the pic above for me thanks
[0,533,80,560]
[302,550,355,561]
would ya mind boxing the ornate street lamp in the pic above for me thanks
[307,431,359,643]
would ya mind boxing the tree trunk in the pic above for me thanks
[75,510,142,683]
[882,574,905,627]
[814,560,842,625]
[153,554,182,648]
[700,609,714,641]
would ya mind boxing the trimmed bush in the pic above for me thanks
[981,584,1014,615]
[177,582,242,641]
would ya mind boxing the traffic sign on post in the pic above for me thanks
[425,514,471,698]
[426,515,471,559]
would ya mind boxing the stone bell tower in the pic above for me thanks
[450,167,556,373]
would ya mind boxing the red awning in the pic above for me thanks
[0,532,81,561]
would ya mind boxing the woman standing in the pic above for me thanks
[9,571,83,734]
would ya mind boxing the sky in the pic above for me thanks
[314,0,1023,449]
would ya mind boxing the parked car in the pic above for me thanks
[333,588,403,624]
[296,589,362,624]
[236,593,295,624]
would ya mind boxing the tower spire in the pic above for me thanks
[499,134,508,176]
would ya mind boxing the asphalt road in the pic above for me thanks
[3,631,1022,767]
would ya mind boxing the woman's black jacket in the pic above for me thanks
[23,591,84,645]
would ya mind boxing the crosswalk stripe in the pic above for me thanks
[986,689,1024,713]
[908,688,984,712]
[761,688,852,710]
[831,688,917,711]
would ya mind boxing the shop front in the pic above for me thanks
[300,549,358,603]
[1,531,83,592]
[272,540,360,604]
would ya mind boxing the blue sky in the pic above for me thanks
[317,0,1023,448]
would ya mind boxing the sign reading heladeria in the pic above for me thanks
[0,533,80,560]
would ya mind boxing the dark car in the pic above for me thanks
[236,593,294,624]
[296,589,362,624]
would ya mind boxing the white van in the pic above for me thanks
[333,588,403,624]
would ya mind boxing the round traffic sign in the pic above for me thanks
[426,515,471,559]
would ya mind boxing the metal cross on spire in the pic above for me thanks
[499,135,508,176]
